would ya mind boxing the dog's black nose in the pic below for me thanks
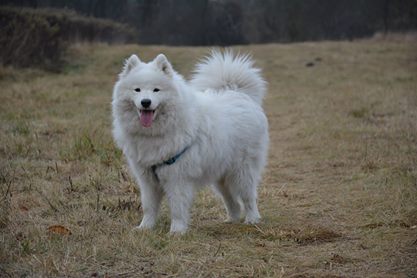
[141,99,151,108]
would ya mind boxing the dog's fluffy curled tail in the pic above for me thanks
[191,50,267,105]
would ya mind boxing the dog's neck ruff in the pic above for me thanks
[151,146,190,182]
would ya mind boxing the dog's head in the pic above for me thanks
[113,54,184,135]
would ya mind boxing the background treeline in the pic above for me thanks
[0,7,135,69]
[2,0,417,45]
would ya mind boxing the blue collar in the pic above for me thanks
[151,146,190,181]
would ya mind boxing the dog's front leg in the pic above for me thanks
[165,181,194,234]
[137,181,163,230]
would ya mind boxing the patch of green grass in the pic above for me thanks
[11,120,30,136]
[349,107,369,119]
[59,130,121,166]
[59,132,95,161]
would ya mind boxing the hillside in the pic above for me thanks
[0,39,416,277]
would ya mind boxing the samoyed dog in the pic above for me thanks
[112,51,269,234]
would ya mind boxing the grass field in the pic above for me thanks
[1,39,416,277]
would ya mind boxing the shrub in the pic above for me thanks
[0,7,137,69]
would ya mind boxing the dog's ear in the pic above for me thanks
[154,54,173,76]
[120,54,141,78]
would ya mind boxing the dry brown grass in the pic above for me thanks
[1,40,416,277]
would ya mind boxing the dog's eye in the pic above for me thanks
[153,88,160,92]
[134,88,141,92]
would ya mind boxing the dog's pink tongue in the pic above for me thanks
[140,110,153,127]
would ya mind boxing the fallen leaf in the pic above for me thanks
[47,225,71,235]
[19,205,29,211]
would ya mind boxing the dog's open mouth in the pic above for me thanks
[139,109,155,128]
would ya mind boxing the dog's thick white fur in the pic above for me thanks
[112,51,269,234]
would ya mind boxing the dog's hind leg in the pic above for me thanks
[213,177,241,223]
[228,164,262,225]
[241,182,261,225]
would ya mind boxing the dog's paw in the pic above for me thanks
[244,216,261,225]
[169,229,187,237]
[132,225,150,232]
[224,216,241,224]
[169,222,188,235]
[134,218,156,231]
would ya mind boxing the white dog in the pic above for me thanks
[112,51,269,234]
